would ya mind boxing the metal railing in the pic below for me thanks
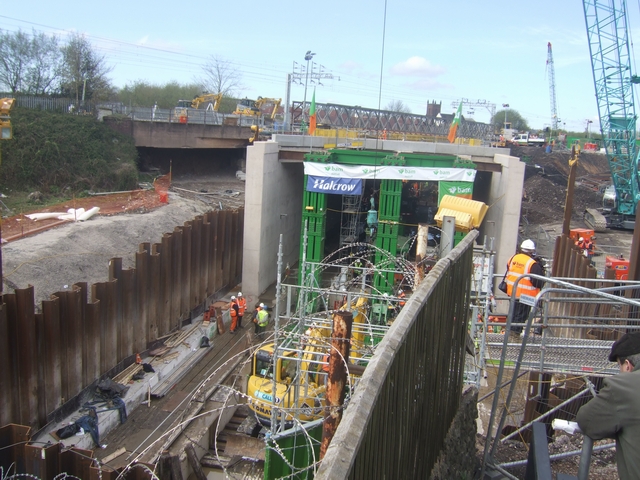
[480,274,640,476]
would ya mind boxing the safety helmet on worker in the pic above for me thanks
[579,237,584,242]
[520,239,536,253]
[231,295,236,300]
[259,303,265,309]
[398,290,403,295]
[237,292,243,297]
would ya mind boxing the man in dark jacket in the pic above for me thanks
[577,332,640,479]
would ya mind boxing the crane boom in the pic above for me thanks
[583,0,640,228]
[546,42,559,131]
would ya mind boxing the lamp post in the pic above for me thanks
[502,103,509,129]
[302,50,315,124]
[586,119,593,139]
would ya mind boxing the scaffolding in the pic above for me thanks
[478,275,640,475]
[339,194,363,247]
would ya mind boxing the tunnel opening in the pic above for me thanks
[137,147,247,177]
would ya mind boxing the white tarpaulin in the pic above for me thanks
[303,162,476,182]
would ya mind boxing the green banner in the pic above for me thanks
[438,181,473,204]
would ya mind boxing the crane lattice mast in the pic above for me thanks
[583,0,640,217]
[546,42,559,131]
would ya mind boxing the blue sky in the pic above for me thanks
[3,1,640,132]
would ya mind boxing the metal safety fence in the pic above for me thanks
[316,230,477,479]
[478,274,640,477]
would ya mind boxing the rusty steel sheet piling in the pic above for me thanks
[180,223,191,321]
[16,287,38,427]
[320,310,354,459]
[0,302,12,425]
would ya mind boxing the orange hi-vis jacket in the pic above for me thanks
[229,299,239,317]
[505,253,541,299]
[237,297,247,316]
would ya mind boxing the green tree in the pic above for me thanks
[25,30,61,94]
[0,29,33,93]
[59,33,113,103]
[385,100,411,114]
[491,108,530,132]
[117,80,202,108]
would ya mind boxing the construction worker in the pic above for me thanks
[575,236,586,251]
[237,292,247,329]
[505,239,545,341]
[397,289,406,308]
[584,236,595,261]
[253,303,269,340]
[229,295,240,333]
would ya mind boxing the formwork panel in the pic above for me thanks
[170,227,183,328]
[135,248,149,353]
[201,215,211,299]
[0,424,30,474]
[65,288,83,402]
[160,234,173,336]
[25,442,60,479]
[180,223,192,319]
[60,447,94,479]
[42,298,62,419]
[93,281,118,373]
[219,214,231,288]
[14,287,37,427]
[84,300,101,388]
[149,244,161,340]
[109,258,124,360]
[0,304,12,425]
[191,217,202,306]
[121,269,136,361]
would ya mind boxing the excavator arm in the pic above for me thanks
[191,93,222,111]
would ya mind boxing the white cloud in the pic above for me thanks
[389,56,446,77]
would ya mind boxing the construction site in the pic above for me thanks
[4,2,640,480]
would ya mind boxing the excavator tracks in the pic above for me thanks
[584,208,608,232]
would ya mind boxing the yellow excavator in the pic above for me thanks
[247,296,371,426]
[175,93,223,121]
[233,97,281,119]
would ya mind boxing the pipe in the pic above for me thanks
[320,310,353,459]
[498,442,614,468]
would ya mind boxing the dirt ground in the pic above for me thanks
[1,172,245,307]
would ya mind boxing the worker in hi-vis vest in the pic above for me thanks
[229,296,240,333]
[504,239,545,341]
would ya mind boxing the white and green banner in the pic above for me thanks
[304,162,476,182]
[438,181,474,204]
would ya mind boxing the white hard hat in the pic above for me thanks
[398,290,403,295]
[238,292,243,297]
[579,237,584,242]
[231,295,236,300]
[520,239,536,252]
[259,303,265,309]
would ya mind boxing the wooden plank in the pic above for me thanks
[185,443,207,480]
[101,447,126,464]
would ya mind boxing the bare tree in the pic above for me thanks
[60,33,113,103]
[198,55,242,97]
[0,29,32,93]
[385,100,411,114]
